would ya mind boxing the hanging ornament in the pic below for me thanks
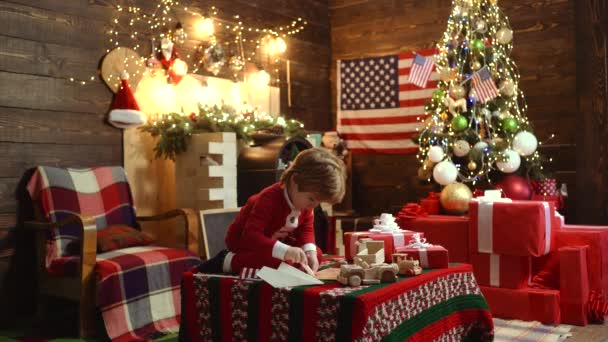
[440,183,473,214]
[428,145,446,163]
[444,97,468,115]
[495,175,532,200]
[501,117,519,133]
[228,56,245,76]
[472,39,485,52]
[171,58,188,76]
[417,167,432,180]
[496,27,513,44]
[512,131,538,156]
[423,158,436,169]
[474,141,489,152]
[438,66,457,82]
[451,115,468,132]
[490,137,508,150]
[496,149,521,173]
[467,89,478,109]
[499,79,516,96]
[203,43,226,75]
[472,60,482,70]
[453,140,471,157]
[160,37,175,62]
[174,22,187,45]
[481,108,492,119]
[433,160,458,185]
[433,89,447,102]
[474,19,487,33]
[467,160,478,170]
[449,84,466,99]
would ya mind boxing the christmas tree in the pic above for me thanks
[417,0,546,188]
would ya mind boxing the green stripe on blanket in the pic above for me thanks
[383,294,489,341]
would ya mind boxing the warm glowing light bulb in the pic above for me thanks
[274,37,287,54]
[196,17,215,38]
[256,69,270,86]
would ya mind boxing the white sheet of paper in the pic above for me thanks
[256,263,323,288]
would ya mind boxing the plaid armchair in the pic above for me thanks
[26,166,201,340]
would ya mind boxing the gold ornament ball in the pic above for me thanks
[423,158,435,168]
[417,167,432,180]
[467,160,478,170]
[440,183,473,215]
[472,61,482,70]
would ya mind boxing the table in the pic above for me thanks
[180,264,493,341]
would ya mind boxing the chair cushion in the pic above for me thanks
[97,225,155,253]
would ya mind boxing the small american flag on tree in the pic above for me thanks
[472,66,499,103]
[408,53,435,88]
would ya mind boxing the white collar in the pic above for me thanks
[283,186,297,212]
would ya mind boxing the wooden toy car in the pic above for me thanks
[337,263,399,287]
[396,258,422,276]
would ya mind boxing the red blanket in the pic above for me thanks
[181,264,493,341]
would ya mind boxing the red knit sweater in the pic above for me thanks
[225,182,316,259]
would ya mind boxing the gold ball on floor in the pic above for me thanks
[440,183,473,214]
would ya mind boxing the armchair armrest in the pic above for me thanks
[24,215,97,281]
[136,208,199,254]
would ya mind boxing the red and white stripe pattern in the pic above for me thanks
[337,48,438,154]
[239,267,260,280]
[472,66,499,103]
[408,53,435,88]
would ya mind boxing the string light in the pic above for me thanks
[66,1,307,86]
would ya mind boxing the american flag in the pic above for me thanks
[337,49,438,154]
[408,53,435,88]
[472,66,499,103]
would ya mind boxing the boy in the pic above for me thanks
[200,148,346,274]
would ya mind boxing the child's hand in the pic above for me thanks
[305,250,319,272]
[284,247,308,265]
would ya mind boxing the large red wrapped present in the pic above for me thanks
[470,252,531,289]
[480,286,561,324]
[394,233,449,268]
[469,199,556,257]
[344,230,423,261]
[398,214,469,263]
[559,246,589,326]
[555,227,608,294]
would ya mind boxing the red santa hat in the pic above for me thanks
[108,71,146,128]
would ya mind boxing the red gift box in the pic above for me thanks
[395,245,449,269]
[344,231,423,261]
[470,252,531,289]
[480,286,561,324]
[469,200,556,257]
[399,215,469,263]
[420,192,440,215]
[559,246,590,326]
[556,227,608,295]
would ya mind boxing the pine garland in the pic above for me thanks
[139,104,306,160]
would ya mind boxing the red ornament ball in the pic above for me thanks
[495,175,532,200]
[189,112,197,121]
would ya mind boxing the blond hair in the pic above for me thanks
[280,148,347,204]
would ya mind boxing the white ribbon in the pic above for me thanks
[405,233,432,268]
[490,254,500,287]
[475,192,512,254]
[405,233,433,249]
[541,202,551,255]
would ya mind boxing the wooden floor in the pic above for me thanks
[567,321,608,341]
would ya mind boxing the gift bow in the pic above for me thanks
[405,233,433,249]
[426,192,440,200]
[398,203,428,219]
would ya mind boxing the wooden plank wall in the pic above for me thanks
[330,0,579,219]
[575,0,608,224]
[0,0,330,324]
